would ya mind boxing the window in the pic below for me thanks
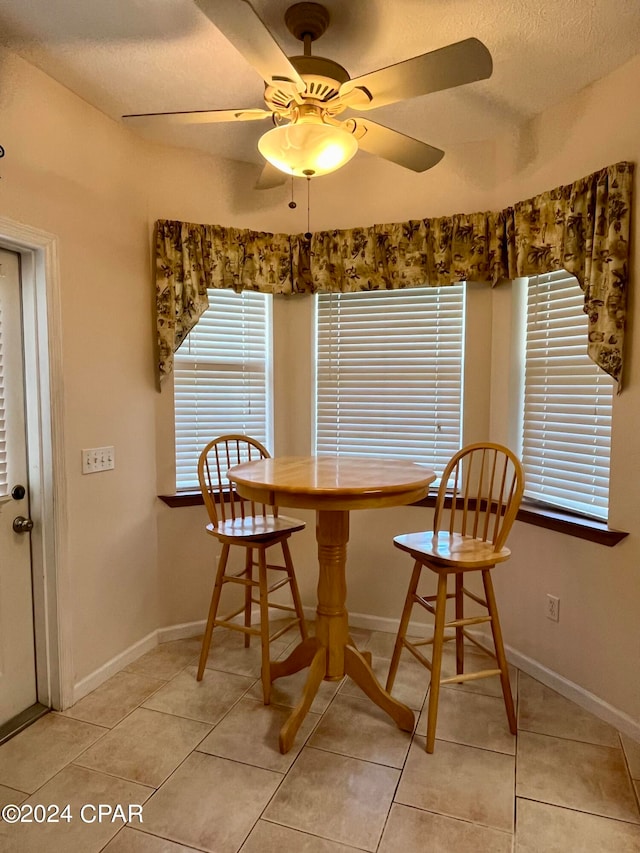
[174,289,272,490]
[522,271,614,520]
[315,286,465,474]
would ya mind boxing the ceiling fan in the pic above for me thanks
[123,0,493,186]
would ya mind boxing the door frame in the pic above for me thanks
[0,216,72,711]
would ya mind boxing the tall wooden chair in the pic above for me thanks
[386,442,524,752]
[196,435,308,703]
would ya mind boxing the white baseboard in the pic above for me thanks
[71,620,211,706]
[157,620,206,644]
[302,606,429,638]
[72,612,640,742]
[72,630,158,705]
[500,640,640,742]
[347,610,430,637]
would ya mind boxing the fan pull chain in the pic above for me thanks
[305,176,312,240]
[288,174,296,209]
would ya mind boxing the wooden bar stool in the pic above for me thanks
[386,442,524,752]
[196,435,308,703]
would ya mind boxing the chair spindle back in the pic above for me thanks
[432,443,524,550]
[198,435,273,528]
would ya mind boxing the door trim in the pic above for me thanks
[0,217,72,710]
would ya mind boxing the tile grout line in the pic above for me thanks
[101,629,305,851]
[5,631,639,851]
[374,652,431,852]
[70,639,266,851]
[619,731,640,816]
[253,816,372,852]
[233,695,327,852]
[137,626,320,851]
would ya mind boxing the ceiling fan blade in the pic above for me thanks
[122,108,273,127]
[255,162,289,190]
[342,38,492,110]
[353,119,444,172]
[194,0,305,91]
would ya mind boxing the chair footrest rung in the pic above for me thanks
[462,586,488,608]
[214,619,261,636]
[266,602,296,613]
[249,598,296,614]
[462,630,497,658]
[440,668,502,685]
[413,591,456,616]
[269,616,303,643]
[444,615,492,629]
[411,637,435,648]
[267,577,291,594]
[223,575,258,587]
[403,641,433,672]
[218,604,246,623]
[410,631,458,650]
[413,595,436,616]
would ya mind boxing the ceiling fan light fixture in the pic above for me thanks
[258,121,358,178]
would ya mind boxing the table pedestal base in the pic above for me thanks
[272,637,415,754]
[270,508,416,753]
[255,508,416,752]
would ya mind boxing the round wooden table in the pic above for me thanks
[227,455,436,753]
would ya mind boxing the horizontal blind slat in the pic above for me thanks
[315,286,464,473]
[522,274,613,520]
[174,290,270,490]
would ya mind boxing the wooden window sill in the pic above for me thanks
[411,494,627,546]
[159,492,628,546]
[514,503,627,546]
[158,491,204,508]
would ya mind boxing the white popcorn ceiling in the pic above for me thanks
[0,0,638,171]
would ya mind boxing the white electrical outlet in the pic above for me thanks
[82,446,115,474]
[545,594,560,622]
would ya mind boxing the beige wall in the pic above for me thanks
[486,57,640,720]
[0,50,160,681]
[3,43,639,723]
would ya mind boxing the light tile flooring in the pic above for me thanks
[1,626,639,852]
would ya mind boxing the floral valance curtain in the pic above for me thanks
[156,161,633,384]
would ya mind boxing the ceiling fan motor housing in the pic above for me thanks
[263,3,355,120]
[264,55,351,117]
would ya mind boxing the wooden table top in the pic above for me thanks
[228,455,436,512]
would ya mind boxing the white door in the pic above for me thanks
[0,248,37,726]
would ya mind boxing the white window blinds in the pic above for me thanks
[315,286,465,474]
[523,271,613,519]
[174,289,271,490]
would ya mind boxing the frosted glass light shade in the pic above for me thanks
[258,122,358,178]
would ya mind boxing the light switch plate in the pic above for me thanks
[82,446,115,474]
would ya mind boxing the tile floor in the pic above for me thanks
[1,625,639,852]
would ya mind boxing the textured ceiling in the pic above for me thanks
[1,0,639,173]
